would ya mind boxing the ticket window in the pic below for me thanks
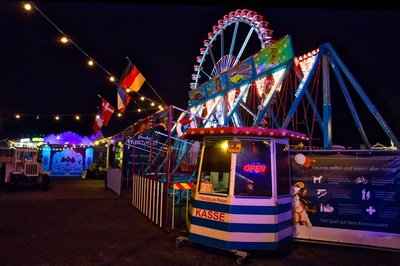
[198,140,231,196]
[234,140,272,197]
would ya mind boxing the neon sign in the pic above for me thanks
[243,163,267,174]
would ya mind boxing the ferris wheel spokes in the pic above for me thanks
[229,22,239,56]
[208,46,217,75]
[199,67,212,80]
[220,30,224,58]
[234,27,255,66]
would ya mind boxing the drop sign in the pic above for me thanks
[227,140,242,153]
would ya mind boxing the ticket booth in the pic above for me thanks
[177,127,307,263]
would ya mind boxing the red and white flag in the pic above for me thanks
[101,99,115,126]
[92,112,103,134]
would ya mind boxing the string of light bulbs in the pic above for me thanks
[22,2,167,118]
[9,105,164,121]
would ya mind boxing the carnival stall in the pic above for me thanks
[176,127,307,263]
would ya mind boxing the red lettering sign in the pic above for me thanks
[195,209,201,216]
[243,163,267,173]
[194,208,226,222]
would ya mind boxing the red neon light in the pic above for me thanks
[243,163,267,174]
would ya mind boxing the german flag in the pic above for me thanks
[119,62,145,92]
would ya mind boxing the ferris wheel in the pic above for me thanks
[190,9,273,90]
[186,9,286,129]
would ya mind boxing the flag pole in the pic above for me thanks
[144,79,168,107]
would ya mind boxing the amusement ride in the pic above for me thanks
[119,9,400,263]
[180,8,399,150]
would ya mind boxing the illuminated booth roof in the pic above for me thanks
[181,127,308,141]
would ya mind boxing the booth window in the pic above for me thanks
[234,140,272,197]
[276,142,290,195]
[198,140,231,196]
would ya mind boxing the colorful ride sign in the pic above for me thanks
[188,35,294,107]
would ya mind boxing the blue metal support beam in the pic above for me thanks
[326,43,400,148]
[322,53,332,149]
[328,50,371,149]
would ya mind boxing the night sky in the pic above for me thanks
[1,1,399,147]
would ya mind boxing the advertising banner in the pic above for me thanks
[290,150,400,249]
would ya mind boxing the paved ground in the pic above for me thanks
[1,178,400,265]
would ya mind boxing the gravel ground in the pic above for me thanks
[1,178,399,266]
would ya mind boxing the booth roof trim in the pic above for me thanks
[181,127,308,141]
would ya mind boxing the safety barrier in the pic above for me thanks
[132,174,167,229]
[171,182,193,229]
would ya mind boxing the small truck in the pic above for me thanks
[0,147,50,191]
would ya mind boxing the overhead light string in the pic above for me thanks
[24,2,118,86]
[23,2,166,110]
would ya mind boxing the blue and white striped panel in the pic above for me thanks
[187,196,292,251]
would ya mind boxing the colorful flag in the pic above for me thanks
[120,62,145,92]
[92,112,103,134]
[101,99,115,126]
[117,87,131,113]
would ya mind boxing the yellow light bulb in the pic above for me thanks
[24,3,32,10]
[60,36,68,43]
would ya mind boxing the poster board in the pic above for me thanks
[290,150,400,249]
